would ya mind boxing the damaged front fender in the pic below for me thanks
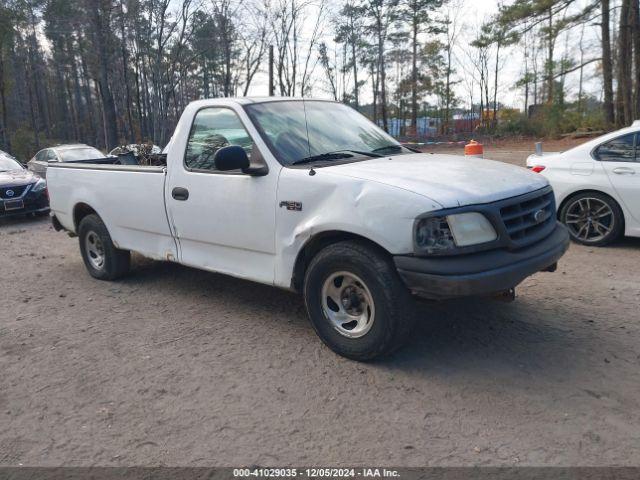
[273,167,442,289]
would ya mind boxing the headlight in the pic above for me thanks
[415,216,456,253]
[415,212,497,253]
[31,178,46,192]
[447,212,497,246]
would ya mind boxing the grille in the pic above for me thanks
[500,189,556,248]
[0,184,30,199]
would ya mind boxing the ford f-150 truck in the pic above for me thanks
[47,98,570,360]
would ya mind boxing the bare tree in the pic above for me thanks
[318,42,338,99]
[363,0,398,132]
[400,0,441,130]
[334,1,366,107]
[616,0,633,126]
[239,2,270,95]
[601,0,615,125]
[438,1,465,133]
[268,0,326,97]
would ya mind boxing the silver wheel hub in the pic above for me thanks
[565,197,614,242]
[85,231,105,270]
[321,271,375,338]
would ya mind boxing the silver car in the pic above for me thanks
[28,144,107,178]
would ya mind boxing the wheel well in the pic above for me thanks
[73,203,98,231]
[557,189,625,227]
[291,231,391,292]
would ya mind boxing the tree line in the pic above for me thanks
[484,0,640,132]
[0,0,639,160]
[0,0,272,158]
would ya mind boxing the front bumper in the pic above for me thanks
[394,222,570,299]
[0,191,50,218]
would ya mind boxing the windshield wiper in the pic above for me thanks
[291,149,381,166]
[371,144,404,153]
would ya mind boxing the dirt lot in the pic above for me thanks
[419,137,587,167]
[1,144,640,467]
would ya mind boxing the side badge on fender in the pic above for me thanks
[279,201,302,211]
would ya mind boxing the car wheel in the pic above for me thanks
[78,214,130,280]
[303,241,416,361]
[559,192,624,246]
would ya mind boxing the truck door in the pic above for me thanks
[595,132,640,223]
[165,106,279,285]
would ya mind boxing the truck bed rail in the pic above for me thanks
[47,162,165,174]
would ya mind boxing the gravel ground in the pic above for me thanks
[1,146,640,467]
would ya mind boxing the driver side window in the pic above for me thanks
[184,108,254,172]
[595,133,637,162]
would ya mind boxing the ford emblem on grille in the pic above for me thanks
[533,209,546,223]
[5,189,14,197]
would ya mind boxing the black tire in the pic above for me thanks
[559,191,624,246]
[303,241,416,361]
[78,214,130,280]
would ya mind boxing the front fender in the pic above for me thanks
[273,168,442,288]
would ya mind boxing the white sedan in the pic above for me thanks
[527,122,640,246]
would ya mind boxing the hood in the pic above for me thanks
[0,169,39,188]
[323,153,549,209]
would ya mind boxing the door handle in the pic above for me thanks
[172,187,189,201]
[612,167,636,175]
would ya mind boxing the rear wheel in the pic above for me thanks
[78,214,130,280]
[559,192,623,246]
[303,241,416,361]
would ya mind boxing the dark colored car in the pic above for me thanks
[0,151,49,218]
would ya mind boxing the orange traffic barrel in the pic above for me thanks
[464,139,483,157]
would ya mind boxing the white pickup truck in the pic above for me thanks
[48,98,569,360]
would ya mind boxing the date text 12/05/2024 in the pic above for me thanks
[233,468,400,477]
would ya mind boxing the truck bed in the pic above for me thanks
[47,161,175,261]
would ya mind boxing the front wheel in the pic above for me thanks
[303,241,416,361]
[559,192,624,246]
[78,214,130,280]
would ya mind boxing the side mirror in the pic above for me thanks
[214,145,250,172]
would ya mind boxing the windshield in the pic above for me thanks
[244,100,404,166]
[0,155,22,171]
[59,147,105,162]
